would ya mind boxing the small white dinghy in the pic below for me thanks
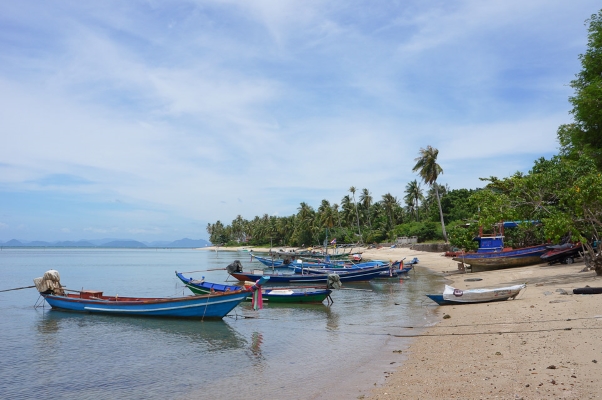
[426,284,526,305]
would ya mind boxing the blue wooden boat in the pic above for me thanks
[227,261,391,284]
[288,260,386,274]
[452,234,547,272]
[289,258,417,278]
[252,254,289,268]
[175,272,333,303]
[252,254,335,269]
[34,270,249,319]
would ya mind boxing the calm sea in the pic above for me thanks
[0,248,445,399]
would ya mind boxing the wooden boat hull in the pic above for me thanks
[175,272,332,303]
[289,261,385,274]
[426,284,526,305]
[453,245,548,272]
[229,265,390,283]
[41,290,248,319]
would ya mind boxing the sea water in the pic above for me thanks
[0,248,445,399]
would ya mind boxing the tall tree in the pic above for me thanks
[349,186,362,242]
[557,9,602,168]
[404,180,424,221]
[359,188,373,229]
[381,193,398,230]
[413,146,448,242]
[332,203,342,228]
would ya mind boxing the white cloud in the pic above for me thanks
[0,0,598,241]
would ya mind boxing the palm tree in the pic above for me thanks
[404,180,423,221]
[359,188,373,229]
[381,193,398,229]
[349,186,362,242]
[340,195,354,227]
[333,203,342,228]
[412,145,448,242]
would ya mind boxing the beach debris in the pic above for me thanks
[547,365,557,369]
[593,359,598,363]
[555,288,568,295]
[495,352,502,356]
[392,349,403,353]
[443,314,451,319]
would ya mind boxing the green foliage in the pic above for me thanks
[558,10,602,168]
[447,221,479,251]
[441,189,477,222]
[395,221,442,242]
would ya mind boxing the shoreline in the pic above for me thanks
[201,245,602,398]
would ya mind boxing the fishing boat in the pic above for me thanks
[290,258,417,278]
[426,284,526,305]
[175,272,333,304]
[287,260,386,274]
[34,270,250,319]
[452,222,547,272]
[226,260,390,284]
[252,254,334,269]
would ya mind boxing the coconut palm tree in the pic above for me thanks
[349,186,362,242]
[412,146,448,242]
[340,195,354,227]
[404,180,424,222]
[359,188,373,229]
[381,193,398,229]
[333,203,342,228]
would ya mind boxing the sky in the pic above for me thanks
[0,1,599,243]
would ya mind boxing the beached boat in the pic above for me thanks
[226,260,390,284]
[34,270,249,319]
[540,243,582,265]
[452,230,547,272]
[175,272,333,303]
[426,284,526,305]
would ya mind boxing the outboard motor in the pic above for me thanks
[33,270,63,294]
[327,273,342,290]
[226,260,244,274]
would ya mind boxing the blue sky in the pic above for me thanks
[0,1,598,242]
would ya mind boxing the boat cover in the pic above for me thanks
[33,269,63,293]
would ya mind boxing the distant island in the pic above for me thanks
[0,238,212,248]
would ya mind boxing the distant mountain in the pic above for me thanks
[168,238,211,248]
[99,240,148,248]
[0,238,211,248]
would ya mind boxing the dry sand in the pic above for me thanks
[205,245,602,399]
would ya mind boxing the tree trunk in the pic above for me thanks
[583,243,602,276]
[434,185,448,243]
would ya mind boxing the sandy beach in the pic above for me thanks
[205,245,602,399]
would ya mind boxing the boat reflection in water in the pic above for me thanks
[35,310,247,351]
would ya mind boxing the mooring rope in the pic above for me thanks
[0,285,36,293]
